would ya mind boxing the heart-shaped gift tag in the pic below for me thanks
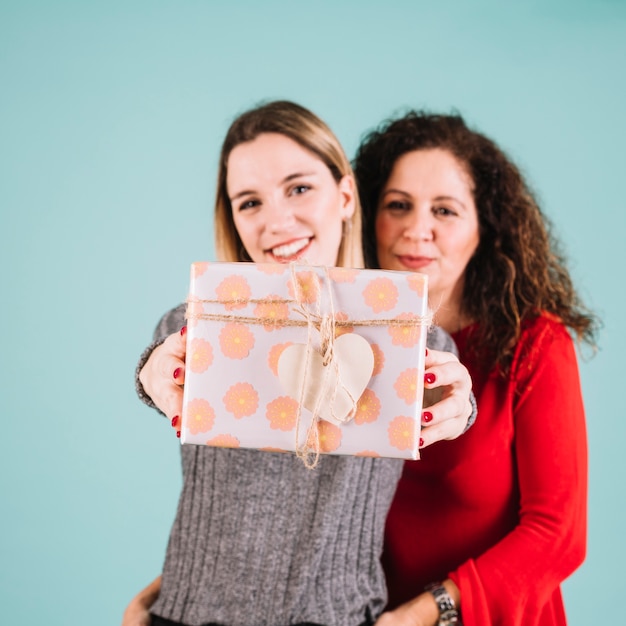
[277,333,375,425]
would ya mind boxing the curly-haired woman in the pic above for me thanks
[355,112,599,626]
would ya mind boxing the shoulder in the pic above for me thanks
[511,312,576,383]
[518,312,573,351]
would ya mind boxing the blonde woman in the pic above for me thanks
[124,101,475,626]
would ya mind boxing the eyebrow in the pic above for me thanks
[230,171,317,202]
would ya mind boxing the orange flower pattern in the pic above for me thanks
[268,342,293,376]
[254,295,290,331]
[394,368,419,404]
[192,262,210,278]
[355,450,381,458]
[223,382,259,419]
[186,398,216,435]
[216,275,251,310]
[315,420,342,453]
[388,313,421,347]
[328,267,358,283]
[206,434,240,448]
[354,389,382,425]
[219,323,255,359]
[371,344,385,376]
[257,263,287,275]
[333,311,354,337]
[388,415,417,451]
[188,337,213,373]
[407,273,427,297]
[363,277,399,313]
[288,271,320,304]
[266,396,299,431]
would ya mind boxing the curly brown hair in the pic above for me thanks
[354,111,598,372]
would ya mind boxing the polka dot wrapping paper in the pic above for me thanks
[181,262,429,460]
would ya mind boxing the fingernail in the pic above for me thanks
[419,437,424,448]
[425,348,429,357]
[422,411,433,423]
[173,367,182,380]
[180,326,187,337]
[171,415,180,428]
[176,430,181,439]
[424,372,436,385]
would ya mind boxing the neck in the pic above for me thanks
[429,284,469,335]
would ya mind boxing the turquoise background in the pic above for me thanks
[1,1,624,624]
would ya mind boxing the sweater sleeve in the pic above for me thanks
[449,320,587,625]
[134,304,187,413]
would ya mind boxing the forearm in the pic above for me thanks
[121,575,162,626]
[376,579,460,626]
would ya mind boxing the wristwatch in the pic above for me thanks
[425,582,461,625]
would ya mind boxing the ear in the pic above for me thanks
[338,175,356,221]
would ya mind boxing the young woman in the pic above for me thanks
[355,111,599,626]
[123,102,475,626]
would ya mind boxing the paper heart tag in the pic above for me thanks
[277,333,375,425]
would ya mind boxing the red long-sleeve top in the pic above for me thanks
[383,313,588,625]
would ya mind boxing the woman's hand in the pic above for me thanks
[374,592,436,626]
[139,328,187,436]
[121,576,161,626]
[420,349,473,448]
[374,579,459,626]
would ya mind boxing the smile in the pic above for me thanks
[268,237,312,261]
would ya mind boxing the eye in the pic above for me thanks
[237,199,260,211]
[290,184,311,196]
[433,205,457,217]
[383,200,411,213]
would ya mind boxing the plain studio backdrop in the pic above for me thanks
[1,1,624,624]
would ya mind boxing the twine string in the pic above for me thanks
[186,263,432,468]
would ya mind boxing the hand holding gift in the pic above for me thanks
[138,327,187,432]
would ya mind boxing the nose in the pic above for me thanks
[266,199,296,234]
[403,211,433,242]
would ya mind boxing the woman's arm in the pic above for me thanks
[448,322,587,625]
[135,305,187,427]
[121,576,162,626]
[375,579,460,626]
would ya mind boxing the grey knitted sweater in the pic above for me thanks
[136,305,469,626]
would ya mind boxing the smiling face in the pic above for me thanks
[375,148,480,327]
[227,133,356,267]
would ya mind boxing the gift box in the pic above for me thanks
[181,261,429,462]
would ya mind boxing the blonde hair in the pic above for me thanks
[214,100,363,268]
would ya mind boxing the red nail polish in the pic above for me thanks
[173,367,182,380]
[422,411,433,423]
[419,437,424,448]
[424,372,436,385]
[180,326,187,337]
[176,430,181,439]
[171,416,180,428]
[425,348,429,357]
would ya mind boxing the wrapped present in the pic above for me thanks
[181,261,430,464]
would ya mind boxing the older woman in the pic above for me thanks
[355,111,599,626]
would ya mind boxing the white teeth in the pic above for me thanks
[271,238,310,258]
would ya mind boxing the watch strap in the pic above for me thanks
[425,582,461,625]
